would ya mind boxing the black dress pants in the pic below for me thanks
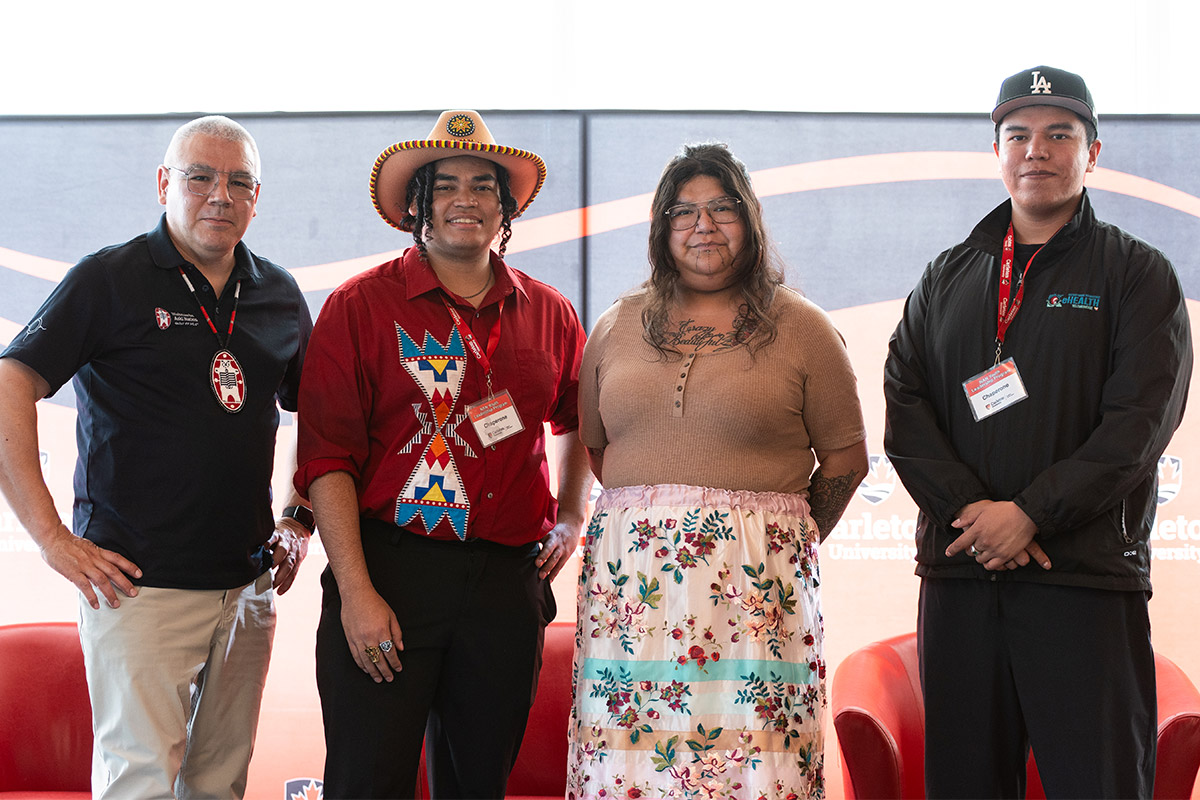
[316,519,556,799]
[918,577,1156,799]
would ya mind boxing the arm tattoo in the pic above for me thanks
[807,468,862,542]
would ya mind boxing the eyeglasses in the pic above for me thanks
[165,166,260,201]
[664,196,743,230]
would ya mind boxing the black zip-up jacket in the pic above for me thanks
[884,191,1192,591]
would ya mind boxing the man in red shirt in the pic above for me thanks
[296,110,591,798]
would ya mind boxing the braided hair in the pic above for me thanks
[399,158,519,258]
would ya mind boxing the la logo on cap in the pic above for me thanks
[1030,70,1053,95]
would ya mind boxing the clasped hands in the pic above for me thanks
[947,499,1052,572]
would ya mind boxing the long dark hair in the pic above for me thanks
[400,158,519,258]
[643,142,784,357]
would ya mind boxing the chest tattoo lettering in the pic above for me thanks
[663,319,741,352]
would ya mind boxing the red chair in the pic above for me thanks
[1156,655,1200,799]
[0,622,92,799]
[506,621,574,799]
[831,632,1200,799]
[831,633,925,799]
[416,621,574,799]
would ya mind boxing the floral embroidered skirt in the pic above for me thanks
[568,484,825,800]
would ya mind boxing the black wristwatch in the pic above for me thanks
[281,504,316,534]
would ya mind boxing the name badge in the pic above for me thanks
[963,358,1029,421]
[467,389,525,446]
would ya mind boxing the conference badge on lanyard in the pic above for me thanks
[442,293,524,446]
[963,357,1028,421]
[467,390,525,446]
[963,221,1049,421]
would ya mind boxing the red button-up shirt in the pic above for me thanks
[296,247,585,545]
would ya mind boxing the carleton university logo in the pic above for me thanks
[1158,455,1182,505]
[857,454,897,505]
[284,777,323,799]
[210,349,245,413]
[154,308,172,330]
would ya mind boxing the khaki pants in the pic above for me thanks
[79,570,275,799]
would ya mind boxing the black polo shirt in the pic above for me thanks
[4,215,312,589]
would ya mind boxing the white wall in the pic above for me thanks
[4,0,1198,115]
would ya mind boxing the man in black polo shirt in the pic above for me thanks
[0,116,313,798]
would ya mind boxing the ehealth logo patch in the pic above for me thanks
[1046,292,1100,311]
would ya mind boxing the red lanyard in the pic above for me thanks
[993,223,1048,365]
[179,268,240,347]
[441,294,504,395]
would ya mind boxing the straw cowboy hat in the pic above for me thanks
[369,110,547,232]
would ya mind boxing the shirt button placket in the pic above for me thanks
[674,353,696,417]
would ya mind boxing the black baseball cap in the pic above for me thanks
[992,66,1098,131]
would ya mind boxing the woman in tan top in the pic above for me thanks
[567,143,868,800]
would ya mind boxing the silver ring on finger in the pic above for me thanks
[379,639,394,654]
[969,546,981,557]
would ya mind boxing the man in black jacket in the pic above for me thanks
[884,66,1191,798]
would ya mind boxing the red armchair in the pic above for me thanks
[417,621,574,799]
[507,621,574,799]
[1156,655,1200,799]
[831,632,1200,799]
[0,622,92,799]
[831,633,926,799]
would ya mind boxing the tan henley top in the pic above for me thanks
[579,286,867,495]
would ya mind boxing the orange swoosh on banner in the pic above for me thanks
[0,247,72,284]
[2,153,1199,296]
[0,318,23,344]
